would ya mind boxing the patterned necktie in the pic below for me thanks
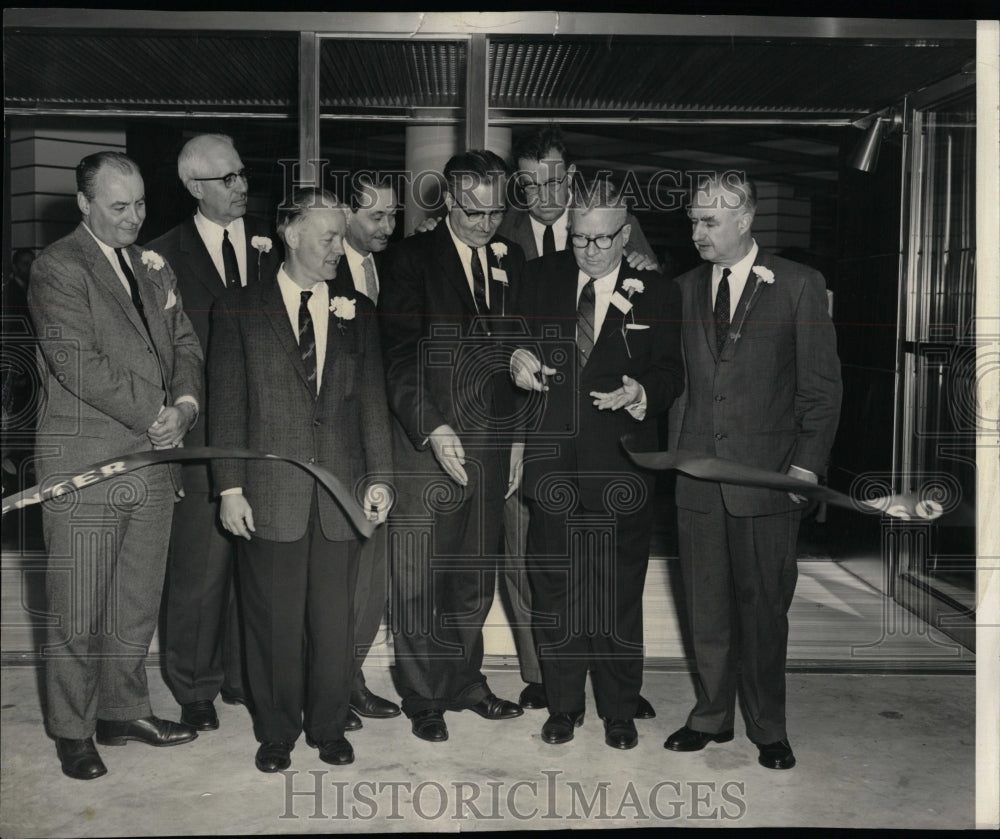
[361,253,379,304]
[542,223,556,256]
[577,277,597,368]
[471,248,488,314]
[298,290,317,392]
[222,229,240,289]
[114,248,153,340]
[714,267,731,355]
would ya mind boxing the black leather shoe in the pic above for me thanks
[56,738,107,780]
[350,686,401,718]
[411,709,448,742]
[312,737,354,765]
[635,695,656,719]
[541,710,585,745]
[604,718,638,749]
[180,700,219,731]
[95,716,198,747]
[344,709,363,731]
[468,693,524,720]
[518,682,548,710]
[255,741,293,773]
[757,739,796,770]
[664,725,735,752]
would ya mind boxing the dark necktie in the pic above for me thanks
[114,248,153,340]
[471,248,488,314]
[542,223,556,256]
[222,229,241,289]
[361,254,379,304]
[577,277,597,368]
[714,267,731,355]
[298,290,317,391]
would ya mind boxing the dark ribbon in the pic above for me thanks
[1,446,375,538]
[621,436,947,522]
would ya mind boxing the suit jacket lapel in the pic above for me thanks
[516,212,538,260]
[243,217,274,287]
[693,262,720,361]
[179,216,227,297]
[261,275,314,395]
[75,226,150,342]
[434,223,478,315]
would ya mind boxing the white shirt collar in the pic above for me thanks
[714,240,759,284]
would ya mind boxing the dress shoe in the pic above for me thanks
[311,737,354,766]
[604,718,638,749]
[411,709,448,742]
[635,695,656,719]
[757,739,796,770]
[541,710,585,745]
[663,725,735,752]
[180,700,219,731]
[255,741,293,773]
[56,738,107,780]
[95,716,198,747]
[345,709,363,731]
[350,686,401,718]
[518,682,548,710]
[467,693,524,720]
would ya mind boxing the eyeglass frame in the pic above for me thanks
[569,222,628,250]
[190,169,250,189]
[517,172,571,196]
[454,203,507,223]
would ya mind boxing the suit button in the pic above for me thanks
[307,457,316,464]
[715,433,726,440]
[714,394,725,401]
[313,419,322,426]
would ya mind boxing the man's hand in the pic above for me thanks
[428,424,468,486]
[413,216,441,234]
[625,250,659,272]
[511,348,555,392]
[220,493,255,540]
[786,464,818,504]
[591,375,643,411]
[147,403,195,449]
[363,482,394,525]
[506,440,524,500]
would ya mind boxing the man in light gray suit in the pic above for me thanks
[29,151,204,780]
[665,173,842,770]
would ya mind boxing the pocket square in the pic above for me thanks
[164,289,177,309]
[625,323,650,331]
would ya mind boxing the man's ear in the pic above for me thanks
[284,224,299,250]
[621,223,632,247]
[185,180,203,202]
[443,191,455,211]
[76,192,89,218]
[739,209,754,235]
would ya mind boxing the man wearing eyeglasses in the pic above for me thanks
[510,180,683,750]
[149,134,280,733]
[379,150,528,744]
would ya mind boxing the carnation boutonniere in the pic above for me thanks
[140,250,165,271]
[489,241,509,315]
[329,295,356,333]
[620,278,645,358]
[251,236,273,272]
[730,265,776,344]
[490,241,508,264]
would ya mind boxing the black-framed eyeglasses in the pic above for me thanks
[455,204,506,223]
[191,169,249,188]
[518,173,569,196]
[569,223,627,250]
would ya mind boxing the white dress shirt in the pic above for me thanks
[193,211,247,287]
[711,240,759,320]
[530,208,569,255]
[446,216,491,311]
[277,264,329,394]
[343,240,378,301]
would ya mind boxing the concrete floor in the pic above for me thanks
[0,659,975,835]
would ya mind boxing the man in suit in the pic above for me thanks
[28,151,203,780]
[380,150,527,743]
[209,187,392,772]
[338,174,401,722]
[665,173,841,769]
[511,180,684,750]
[148,133,280,732]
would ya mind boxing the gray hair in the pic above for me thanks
[177,133,236,183]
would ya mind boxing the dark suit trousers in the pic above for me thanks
[390,452,505,717]
[238,497,359,743]
[352,524,388,690]
[164,478,245,704]
[500,492,542,684]
[42,467,174,739]
[677,483,801,744]
[526,498,653,719]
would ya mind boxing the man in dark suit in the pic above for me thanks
[338,175,401,722]
[379,150,527,743]
[665,173,841,770]
[208,187,393,772]
[28,151,203,780]
[148,133,280,732]
[511,180,684,750]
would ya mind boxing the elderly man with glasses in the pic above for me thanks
[148,133,281,733]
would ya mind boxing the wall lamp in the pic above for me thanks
[849,108,903,173]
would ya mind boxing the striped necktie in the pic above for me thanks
[577,277,597,368]
[298,290,317,391]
